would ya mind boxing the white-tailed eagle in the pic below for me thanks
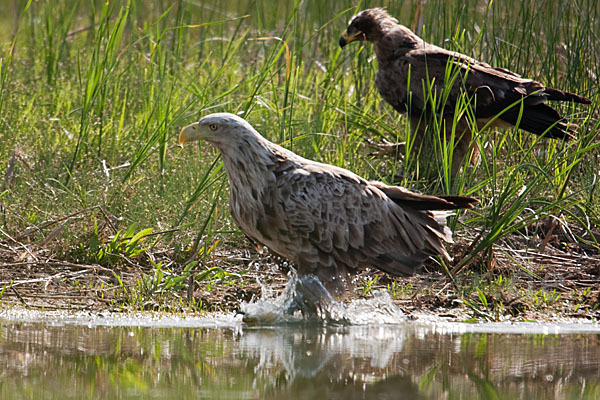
[179,113,477,299]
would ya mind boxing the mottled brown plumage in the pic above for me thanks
[340,8,591,174]
[179,113,477,298]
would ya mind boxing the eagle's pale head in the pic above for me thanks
[178,113,259,149]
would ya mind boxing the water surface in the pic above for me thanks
[1,310,599,399]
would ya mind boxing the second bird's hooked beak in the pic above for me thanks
[339,31,362,48]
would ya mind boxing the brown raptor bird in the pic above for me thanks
[179,113,477,304]
[340,8,591,174]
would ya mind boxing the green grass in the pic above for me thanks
[0,0,598,311]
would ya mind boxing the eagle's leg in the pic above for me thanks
[293,274,348,322]
[408,116,479,177]
[450,128,476,176]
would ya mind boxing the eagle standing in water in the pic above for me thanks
[179,113,477,302]
[340,8,590,174]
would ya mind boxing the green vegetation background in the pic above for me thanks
[0,0,597,308]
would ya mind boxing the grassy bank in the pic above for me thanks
[0,0,598,320]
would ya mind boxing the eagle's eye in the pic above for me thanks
[209,124,218,131]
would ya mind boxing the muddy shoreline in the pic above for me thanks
[1,235,599,323]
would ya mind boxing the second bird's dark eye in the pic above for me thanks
[209,124,218,131]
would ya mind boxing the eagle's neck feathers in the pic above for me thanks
[219,134,291,240]
[373,24,423,62]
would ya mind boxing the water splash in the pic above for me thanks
[240,272,406,325]
[239,275,305,325]
[344,290,407,324]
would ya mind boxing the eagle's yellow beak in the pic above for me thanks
[178,123,201,147]
[339,31,363,48]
